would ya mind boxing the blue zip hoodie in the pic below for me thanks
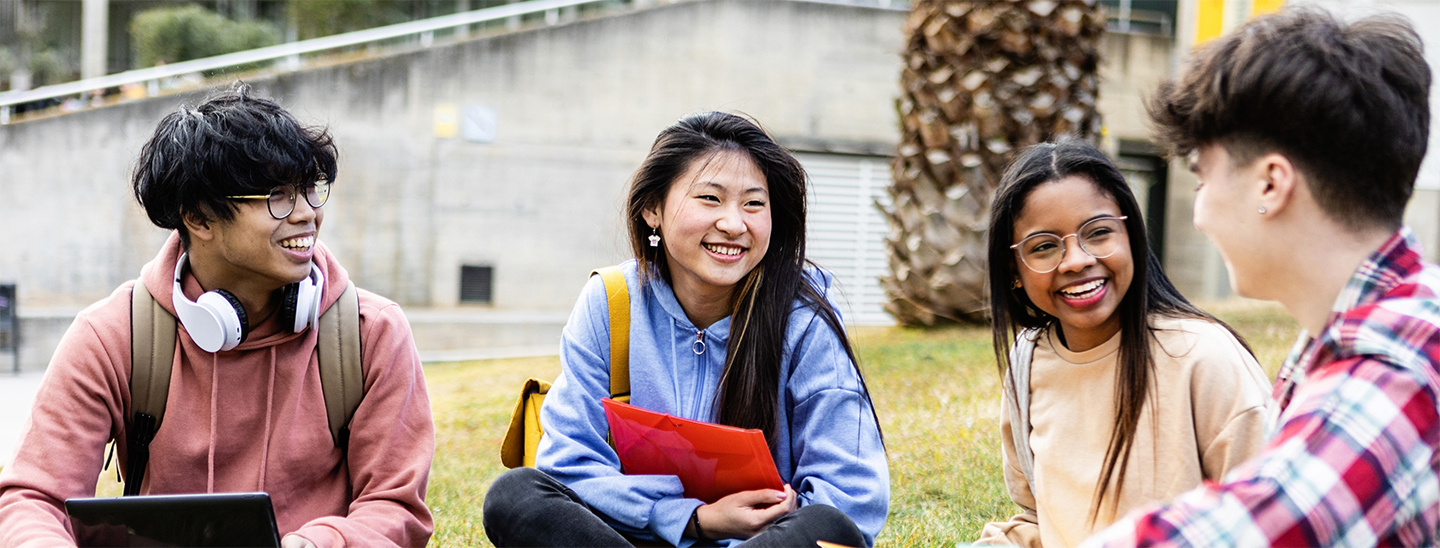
[536,260,889,546]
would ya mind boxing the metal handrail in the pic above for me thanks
[793,0,907,9]
[0,0,616,111]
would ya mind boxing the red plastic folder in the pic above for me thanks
[601,398,784,503]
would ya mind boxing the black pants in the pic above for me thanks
[483,467,869,547]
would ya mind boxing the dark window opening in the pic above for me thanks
[0,283,16,374]
[1116,141,1169,263]
[459,265,494,304]
[1101,0,1178,36]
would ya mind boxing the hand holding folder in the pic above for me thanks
[601,398,784,503]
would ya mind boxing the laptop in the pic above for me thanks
[66,492,281,548]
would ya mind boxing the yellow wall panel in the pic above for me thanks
[1252,0,1285,17]
[1196,0,1226,45]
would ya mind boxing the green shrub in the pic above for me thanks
[130,4,279,68]
[286,0,410,41]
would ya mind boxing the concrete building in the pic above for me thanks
[7,0,1438,372]
[0,0,913,370]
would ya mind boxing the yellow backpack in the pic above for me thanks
[501,266,631,468]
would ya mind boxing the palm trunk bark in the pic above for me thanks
[883,0,1105,325]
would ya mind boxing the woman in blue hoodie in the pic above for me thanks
[482,112,889,547]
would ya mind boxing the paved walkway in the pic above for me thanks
[0,371,44,467]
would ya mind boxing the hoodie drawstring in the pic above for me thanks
[257,346,277,491]
[205,347,279,494]
[207,353,218,493]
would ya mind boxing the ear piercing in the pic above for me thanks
[649,227,661,247]
[1012,279,1022,289]
[1258,206,1267,215]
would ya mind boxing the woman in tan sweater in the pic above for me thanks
[975,141,1272,548]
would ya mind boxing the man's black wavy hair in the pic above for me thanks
[132,83,337,247]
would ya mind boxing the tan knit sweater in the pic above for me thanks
[976,316,1272,548]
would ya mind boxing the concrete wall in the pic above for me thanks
[20,0,1355,370]
[3,2,1206,317]
[1097,31,1174,142]
[1,0,908,370]
[10,314,74,374]
[0,0,907,313]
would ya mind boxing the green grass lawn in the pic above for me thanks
[85,300,1300,546]
[420,300,1300,547]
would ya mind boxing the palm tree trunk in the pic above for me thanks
[882,0,1105,325]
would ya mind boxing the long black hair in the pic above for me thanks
[986,140,1252,523]
[625,112,881,447]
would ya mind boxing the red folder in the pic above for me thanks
[601,398,784,503]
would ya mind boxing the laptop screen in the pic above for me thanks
[66,492,281,548]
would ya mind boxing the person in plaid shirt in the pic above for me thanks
[1078,7,1440,548]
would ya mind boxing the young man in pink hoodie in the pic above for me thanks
[0,86,435,546]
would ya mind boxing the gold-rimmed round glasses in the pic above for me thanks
[1010,215,1128,273]
[227,180,331,220]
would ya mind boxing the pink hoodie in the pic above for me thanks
[0,233,434,547]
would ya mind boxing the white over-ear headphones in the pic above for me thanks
[279,260,325,335]
[172,252,325,352]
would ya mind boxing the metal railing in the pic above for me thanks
[0,0,624,123]
[795,0,907,9]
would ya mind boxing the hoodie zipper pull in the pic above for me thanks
[692,330,706,355]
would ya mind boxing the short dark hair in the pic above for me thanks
[1147,7,1430,230]
[132,83,338,247]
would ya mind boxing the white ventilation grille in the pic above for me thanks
[799,153,895,326]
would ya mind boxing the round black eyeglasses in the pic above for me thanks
[227,181,331,220]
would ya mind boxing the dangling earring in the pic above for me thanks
[1012,279,1022,289]
[649,226,661,247]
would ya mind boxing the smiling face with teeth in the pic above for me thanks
[1012,175,1133,352]
[642,150,771,326]
[184,185,324,319]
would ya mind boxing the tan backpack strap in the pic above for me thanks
[127,280,174,496]
[1007,327,1042,497]
[130,281,175,429]
[318,282,363,447]
[592,266,630,402]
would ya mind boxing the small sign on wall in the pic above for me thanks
[462,105,498,143]
[434,103,460,139]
